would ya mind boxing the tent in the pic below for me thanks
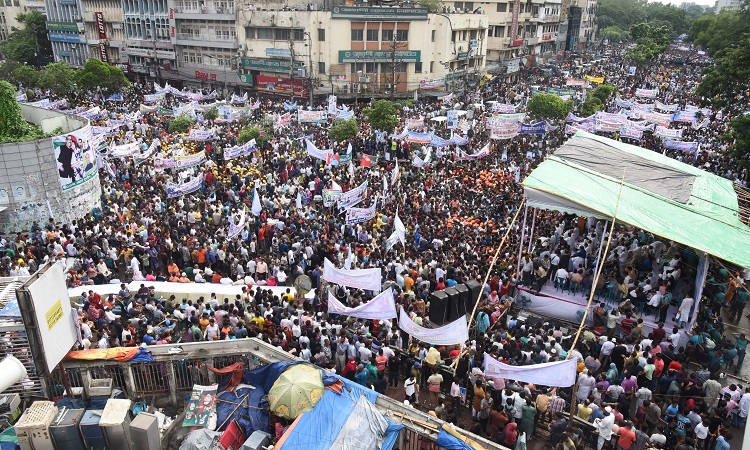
[522,131,750,269]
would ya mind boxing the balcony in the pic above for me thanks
[543,14,560,23]
[173,6,234,20]
[175,33,238,48]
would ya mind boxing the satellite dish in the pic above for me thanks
[293,275,312,295]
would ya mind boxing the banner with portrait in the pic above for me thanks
[52,124,99,191]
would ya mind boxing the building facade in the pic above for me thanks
[715,0,742,11]
[80,0,126,68]
[44,0,87,67]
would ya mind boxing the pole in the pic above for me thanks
[57,361,74,397]
[567,170,627,356]
[526,207,537,253]
[307,32,314,106]
[289,40,295,104]
[592,220,608,279]
[391,36,397,102]
[515,205,530,283]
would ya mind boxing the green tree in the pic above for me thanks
[38,62,76,95]
[696,37,750,106]
[727,114,750,166]
[238,125,271,146]
[77,58,129,94]
[688,14,715,42]
[0,61,23,84]
[591,84,616,104]
[599,26,628,43]
[328,119,359,142]
[203,107,219,121]
[526,93,573,122]
[0,12,53,67]
[363,100,399,133]
[693,11,746,55]
[627,23,672,64]
[0,80,48,144]
[13,65,38,88]
[169,115,195,134]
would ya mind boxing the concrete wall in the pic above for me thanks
[0,106,101,234]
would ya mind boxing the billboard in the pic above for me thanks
[95,12,107,39]
[52,124,98,191]
[18,263,78,374]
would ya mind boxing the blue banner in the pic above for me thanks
[48,31,83,43]
[546,87,576,97]
[519,121,548,134]
[664,140,698,152]
[284,102,298,111]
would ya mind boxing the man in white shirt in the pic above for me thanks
[593,406,615,450]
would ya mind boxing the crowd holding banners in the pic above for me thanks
[6,40,750,448]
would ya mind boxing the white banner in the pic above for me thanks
[491,127,519,140]
[109,142,140,158]
[483,352,578,387]
[345,199,378,225]
[298,109,328,123]
[635,88,659,98]
[323,258,381,292]
[187,129,214,141]
[455,143,490,161]
[227,207,247,240]
[398,308,469,346]
[224,139,257,160]
[327,289,397,319]
[655,101,679,112]
[166,173,204,198]
[306,139,333,161]
[174,151,206,169]
[337,180,368,210]
[654,126,682,139]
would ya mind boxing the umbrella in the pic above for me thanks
[268,364,324,419]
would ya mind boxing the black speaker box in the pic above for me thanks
[444,286,460,322]
[429,290,448,325]
[464,280,482,313]
[455,283,469,317]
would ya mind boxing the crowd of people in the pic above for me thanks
[6,40,750,449]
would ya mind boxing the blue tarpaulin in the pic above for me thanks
[435,429,477,449]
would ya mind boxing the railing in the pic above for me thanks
[176,33,236,42]
[174,6,234,14]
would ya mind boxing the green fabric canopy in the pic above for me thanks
[522,131,750,268]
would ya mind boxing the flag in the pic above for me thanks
[251,187,262,216]
[331,179,342,191]
[326,153,340,166]
[296,191,302,210]
[394,210,406,246]
[391,161,399,186]
[360,153,372,167]
[382,174,388,197]
[348,161,355,177]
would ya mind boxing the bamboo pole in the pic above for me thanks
[566,170,627,359]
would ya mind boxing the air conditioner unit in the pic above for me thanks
[359,76,370,83]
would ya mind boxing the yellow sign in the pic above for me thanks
[45,300,64,330]
[584,75,605,84]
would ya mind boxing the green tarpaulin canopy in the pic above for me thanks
[522,131,750,268]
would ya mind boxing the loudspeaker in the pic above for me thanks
[429,290,448,325]
[454,284,469,317]
[464,280,482,314]
[444,287,460,322]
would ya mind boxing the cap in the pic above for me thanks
[605,406,612,413]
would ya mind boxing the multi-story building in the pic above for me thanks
[44,0,87,67]
[80,0,127,68]
[0,0,24,43]
[121,0,177,80]
[234,6,488,99]
[172,0,241,92]
[578,0,597,49]
[715,0,742,11]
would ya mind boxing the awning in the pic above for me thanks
[523,131,750,268]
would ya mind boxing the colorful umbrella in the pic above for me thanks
[268,364,324,419]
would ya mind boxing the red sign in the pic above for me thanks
[360,154,372,167]
[195,70,217,81]
[256,75,307,96]
[511,39,524,47]
[169,7,174,19]
[510,0,520,40]
[99,42,109,63]
[542,33,552,41]
[95,12,106,39]
[171,26,175,37]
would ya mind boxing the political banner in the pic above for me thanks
[655,101,679,112]
[154,156,176,171]
[628,66,636,76]
[306,139,333,161]
[52,124,98,191]
[447,110,459,129]
[327,95,337,113]
[492,103,517,113]
[450,134,469,146]
[405,131,433,144]
[174,151,206,169]
[323,258,381,292]
[565,123,595,134]
[566,113,595,124]
[455,143,490,161]
[615,98,633,109]
[484,353,577,387]
[337,180,368,210]
[431,135,450,148]
[340,143,353,165]
[631,101,655,112]
[406,117,425,129]
[584,75,605,84]
[619,127,643,140]
[109,142,140,158]
[79,107,101,120]
[565,79,586,87]
[519,121,548,135]
[140,104,159,114]
[143,92,166,103]
[673,112,697,124]
[664,140,698,152]
[156,107,174,116]
[327,289,397,320]
[224,139,257,160]
[298,109,328,123]
[187,129,214,141]
[323,189,342,207]
[284,102,298,111]
[635,88,659,98]
[638,111,673,127]
[16,92,27,102]
[274,112,292,129]
[488,113,526,126]
[326,153,340,166]
[490,126,519,140]
[135,138,160,165]
[182,384,218,427]
[547,87,576,97]
[398,308,469,346]
[383,231,400,251]
[595,120,621,133]
[596,112,628,124]
[167,173,204,198]
[230,92,248,104]
[345,199,378,225]
[654,126,682,139]
[227,207,247,240]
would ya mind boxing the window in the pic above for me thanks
[366,29,378,41]
[381,29,393,42]
[293,29,304,41]
[431,30,435,42]
[318,28,325,41]
[394,62,406,73]
[396,29,408,41]
[429,61,434,73]
[365,62,376,73]
[318,62,326,74]
[415,62,422,73]
[351,29,363,41]
[350,62,365,73]
[257,28,273,39]
[275,29,291,40]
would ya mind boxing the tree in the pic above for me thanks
[526,93,573,122]
[0,80,46,144]
[627,23,672,64]
[329,119,359,142]
[38,62,76,95]
[238,125,271,146]
[599,26,629,43]
[0,61,22,84]
[363,100,399,133]
[169,115,195,134]
[688,14,716,42]
[76,58,129,94]
[591,84,616,104]
[692,11,746,55]
[0,12,53,67]
[13,65,38,88]
[203,107,219,122]
[696,37,750,106]
[727,114,750,166]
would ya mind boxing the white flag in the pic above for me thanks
[391,161,399,186]
[251,187,262,216]
[398,308,469,346]
[331,179,342,191]
[327,289,397,320]
[394,211,406,246]
[382,174,388,197]
[296,191,302,210]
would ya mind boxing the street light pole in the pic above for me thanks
[305,31,313,106]
[288,39,295,103]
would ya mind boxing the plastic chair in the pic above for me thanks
[555,277,568,292]
[568,280,579,296]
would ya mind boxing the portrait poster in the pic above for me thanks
[52,124,98,191]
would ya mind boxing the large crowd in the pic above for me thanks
[6,42,750,449]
